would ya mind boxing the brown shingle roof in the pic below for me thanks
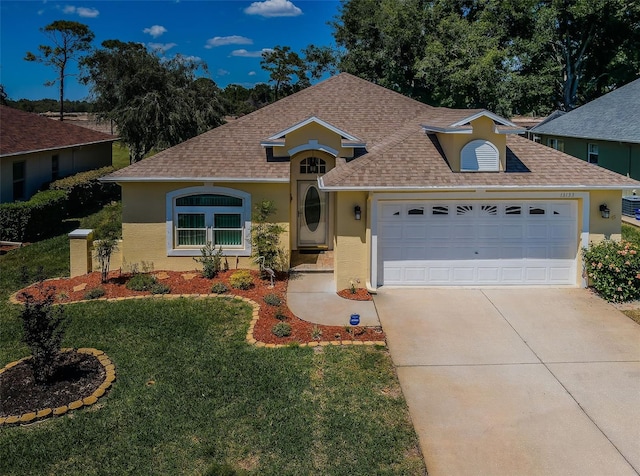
[103,73,640,189]
[0,106,117,157]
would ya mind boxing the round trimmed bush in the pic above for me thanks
[263,293,282,306]
[126,273,156,291]
[271,322,292,337]
[229,270,253,290]
[211,282,228,294]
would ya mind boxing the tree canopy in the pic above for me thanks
[25,20,94,120]
[333,0,640,115]
[81,40,225,163]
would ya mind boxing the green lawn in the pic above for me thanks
[622,222,640,246]
[0,224,425,475]
[112,141,130,170]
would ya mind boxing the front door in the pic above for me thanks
[298,180,328,247]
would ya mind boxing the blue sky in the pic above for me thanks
[0,0,340,101]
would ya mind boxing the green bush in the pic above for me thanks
[0,189,69,242]
[19,287,67,383]
[583,239,640,302]
[84,287,106,300]
[126,273,157,291]
[229,270,253,290]
[274,308,288,321]
[271,322,292,337]
[263,293,282,306]
[211,282,228,294]
[150,282,171,295]
[49,166,120,214]
[193,242,224,279]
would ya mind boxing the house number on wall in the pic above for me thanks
[560,192,575,198]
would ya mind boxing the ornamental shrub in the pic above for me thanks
[84,287,106,300]
[271,322,292,337]
[211,282,228,294]
[20,286,67,383]
[0,189,68,242]
[263,293,282,306]
[126,273,157,291]
[49,166,120,214]
[150,282,171,295]
[229,270,253,290]
[583,239,640,302]
[193,242,224,279]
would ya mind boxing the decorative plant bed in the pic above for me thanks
[337,288,373,301]
[0,348,114,426]
[12,270,385,346]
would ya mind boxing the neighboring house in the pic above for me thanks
[0,106,117,203]
[530,78,640,180]
[101,73,639,291]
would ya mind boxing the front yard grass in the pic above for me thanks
[622,222,640,246]
[0,230,425,475]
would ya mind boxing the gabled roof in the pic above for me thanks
[0,106,117,157]
[103,73,640,190]
[530,78,640,143]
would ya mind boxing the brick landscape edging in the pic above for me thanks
[8,292,386,348]
[0,348,115,426]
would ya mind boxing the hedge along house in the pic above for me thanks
[530,77,640,180]
[0,106,117,203]
[99,74,640,291]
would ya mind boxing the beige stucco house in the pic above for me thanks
[0,106,116,203]
[100,74,640,291]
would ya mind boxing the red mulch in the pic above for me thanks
[337,288,373,301]
[16,270,385,345]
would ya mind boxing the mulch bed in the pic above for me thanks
[0,350,105,418]
[15,270,385,345]
[337,288,373,301]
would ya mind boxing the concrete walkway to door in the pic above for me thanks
[374,288,640,476]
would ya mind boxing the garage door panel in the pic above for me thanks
[378,200,578,286]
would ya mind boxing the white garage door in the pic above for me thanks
[379,201,578,286]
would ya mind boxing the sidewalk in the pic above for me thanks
[286,272,380,327]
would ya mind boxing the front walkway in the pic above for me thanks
[286,272,380,327]
[375,288,640,476]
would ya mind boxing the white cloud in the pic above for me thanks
[231,48,273,58]
[248,71,256,76]
[62,5,99,17]
[76,7,99,17]
[143,25,167,38]
[180,55,202,62]
[205,35,253,49]
[217,69,230,76]
[148,42,177,52]
[244,0,302,18]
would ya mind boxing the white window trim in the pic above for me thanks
[166,186,252,257]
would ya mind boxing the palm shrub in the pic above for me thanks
[94,237,118,283]
[193,242,224,278]
[252,200,287,273]
[20,287,67,383]
[583,239,640,302]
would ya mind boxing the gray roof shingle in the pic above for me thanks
[530,78,640,143]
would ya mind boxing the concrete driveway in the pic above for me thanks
[374,288,640,476]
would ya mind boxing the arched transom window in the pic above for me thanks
[300,157,326,174]
[166,187,251,256]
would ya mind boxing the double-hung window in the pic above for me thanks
[168,188,251,256]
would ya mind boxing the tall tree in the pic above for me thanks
[333,0,640,114]
[81,40,224,163]
[302,45,339,80]
[260,46,309,100]
[0,84,8,106]
[25,20,94,120]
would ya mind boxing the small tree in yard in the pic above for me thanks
[20,287,67,383]
[252,200,287,274]
[94,237,118,283]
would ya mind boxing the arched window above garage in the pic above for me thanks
[461,140,499,172]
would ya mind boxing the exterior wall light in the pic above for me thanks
[354,205,362,221]
[599,204,610,219]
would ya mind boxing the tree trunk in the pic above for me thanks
[59,73,64,121]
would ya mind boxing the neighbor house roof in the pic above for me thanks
[102,73,640,190]
[530,78,640,143]
[0,106,117,157]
